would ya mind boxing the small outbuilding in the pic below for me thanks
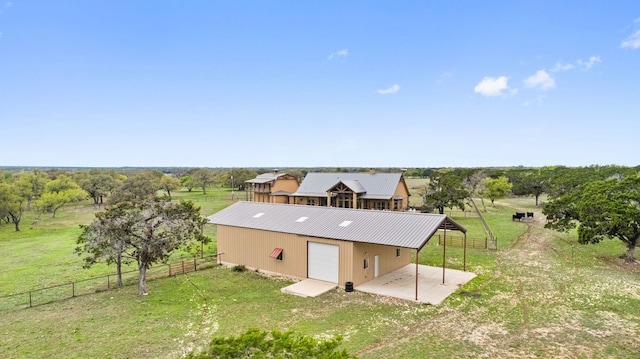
[207,202,467,299]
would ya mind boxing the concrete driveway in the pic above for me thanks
[355,264,477,305]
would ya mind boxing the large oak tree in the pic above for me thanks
[35,175,87,217]
[75,169,120,206]
[77,198,208,294]
[0,182,26,231]
[108,170,163,204]
[189,168,217,195]
[422,170,469,214]
[545,175,640,262]
[479,176,513,207]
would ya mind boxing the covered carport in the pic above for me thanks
[363,215,471,303]
[355,264,477,305]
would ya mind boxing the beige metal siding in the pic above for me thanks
[217,226,354,285]
[351,243,411,286]
[217,226,308,278]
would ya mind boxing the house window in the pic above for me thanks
[336,194,352,208]
[307,199,316,206]
[394,198,403,210]
[396,248,401,257]
[363,258,369,269]
[375,201,389,210]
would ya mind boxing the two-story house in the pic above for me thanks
[246,169,410,211]
[290,170,410,211]
[244,170,299,204]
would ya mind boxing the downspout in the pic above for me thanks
[442,222,447,284]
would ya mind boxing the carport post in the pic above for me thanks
[415,250,419,301]
[463,233,467,272]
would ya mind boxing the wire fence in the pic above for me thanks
[442,208,481,218]
[435,234,492,250]
[0,255,220,312]
[468,197,498,250]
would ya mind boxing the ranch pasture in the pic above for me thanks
[1,188,639,358]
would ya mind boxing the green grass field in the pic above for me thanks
[1,189,639,358]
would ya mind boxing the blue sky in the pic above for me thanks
[1,1,639,168]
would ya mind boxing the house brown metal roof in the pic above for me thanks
[207,202,466,250]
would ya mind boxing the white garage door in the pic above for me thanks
[307,242,339,283]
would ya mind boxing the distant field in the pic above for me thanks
[1,192,639,358]
[404,177,428,207]
[0,188,231,295]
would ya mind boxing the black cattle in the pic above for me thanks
[527,212,534,218]
[512,212,525,221]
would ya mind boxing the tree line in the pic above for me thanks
[0,167,266,231]
[0,167,259,295]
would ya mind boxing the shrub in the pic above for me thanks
[232,265,246,272]
[185,328,357,358]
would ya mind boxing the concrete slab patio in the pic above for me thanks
[281,279,336,298]
[355,264,477,305]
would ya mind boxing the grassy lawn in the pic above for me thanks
[0,188,232,295]
[2,192,640,358]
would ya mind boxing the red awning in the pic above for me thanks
[270,248,283,258]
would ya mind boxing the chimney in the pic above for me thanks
[369,168,376,175]
[272,169,279,174]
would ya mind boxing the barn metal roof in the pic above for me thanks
[291,172,403,199]
[207,202,466,250]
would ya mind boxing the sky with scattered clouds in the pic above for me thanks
[0,1,639,168]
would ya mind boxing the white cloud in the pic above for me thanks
[551,62,574,72]
[377,84,400,95]
[577,56,601,69]
[436,71,453,84]
[524,70,556,91]
[621,30,640,49]
[328,48,348,60]
[4,2,12,8]
[474,76,510,97]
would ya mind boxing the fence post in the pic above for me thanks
[29,291,32,308]
[107,275,110,290]
[168,264,172,276]
[193,258,197,271]
[72,282,75,298]
[182,260,185,274]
